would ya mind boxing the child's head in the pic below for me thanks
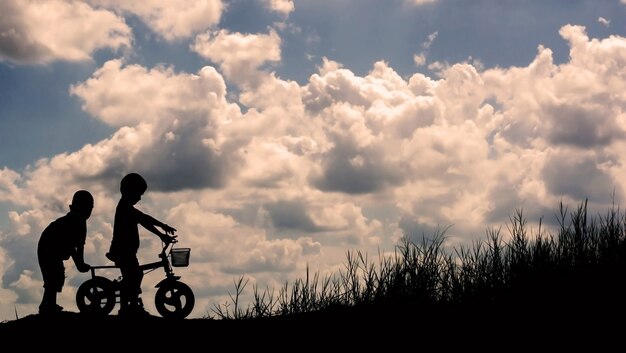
[69,190,94,220]
[120,173,148,203]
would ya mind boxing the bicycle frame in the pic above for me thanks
[77,241,195,319]
[87,243,177,285]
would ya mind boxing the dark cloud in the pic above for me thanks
[398,215,447,245]
[218,203,262,228]
[0,31,52,65]
[71,127,239,193]
[495,118,538,148]
[545,103,625,148]
[137,143,232,192]
[483,181,523,224]
[311,139,406,194]
[0,1,130,66]
[219,201,331,239]
[264,200,322,233]
[542,154,622,202]
[0,231,38,302]
[0,3,49,65]
[483,181,556,231]
[74,160,130,195]
[136,120,243,192]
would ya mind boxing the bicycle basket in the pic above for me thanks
[170,247,191,267]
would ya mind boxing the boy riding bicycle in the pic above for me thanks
[106,173,177,317]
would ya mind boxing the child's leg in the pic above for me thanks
[40,287,57,308]
[126,268,143,308]
[118,257,143,312]
[38,257,64,313]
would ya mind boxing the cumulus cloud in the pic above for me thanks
[413,31,438,67]
[414,54,426,67]
[4,22,626,319]
[542,150,621,202]
[0,168,22,203]
[70,60,228,127]
[88,0,224,41]
[264,0,294,16]
[192,29,282,89]
[1,209,47,305]
[69,59,247,192]
[0,0,131,65]
[598,17,610,27]
[424,31,438,49]
[68,22,626,240]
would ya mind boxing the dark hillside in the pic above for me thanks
[3,201,626,348]
[1,296,623,349]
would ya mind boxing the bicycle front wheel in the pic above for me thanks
[155,281,195,319]
[76,276,117,316]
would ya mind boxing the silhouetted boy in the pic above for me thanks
[106,173,177,316]
[37,190,93,315]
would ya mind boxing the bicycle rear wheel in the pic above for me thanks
[76,276,117,316]
[155,280,195,319]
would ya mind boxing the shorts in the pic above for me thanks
[38,254,65,292]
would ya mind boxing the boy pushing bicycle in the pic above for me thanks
[106,173,177,317]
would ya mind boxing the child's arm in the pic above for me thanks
[71,244,91,272]
[139,213,177,243]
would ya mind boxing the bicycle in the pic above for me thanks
[76,240,195,319]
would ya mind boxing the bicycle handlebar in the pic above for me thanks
[161,237,177,249]
[91,237,183,270]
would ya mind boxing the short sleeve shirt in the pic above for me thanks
[109,199,145,258]
[38,212,87,260]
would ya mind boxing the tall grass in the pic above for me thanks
[209,200,626,320]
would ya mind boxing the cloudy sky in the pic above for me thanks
[2,0,626,321]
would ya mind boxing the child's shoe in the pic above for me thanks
[39,304,63,315]
[118,302,150,317]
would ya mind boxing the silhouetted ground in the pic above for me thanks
[1,300,623,349]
